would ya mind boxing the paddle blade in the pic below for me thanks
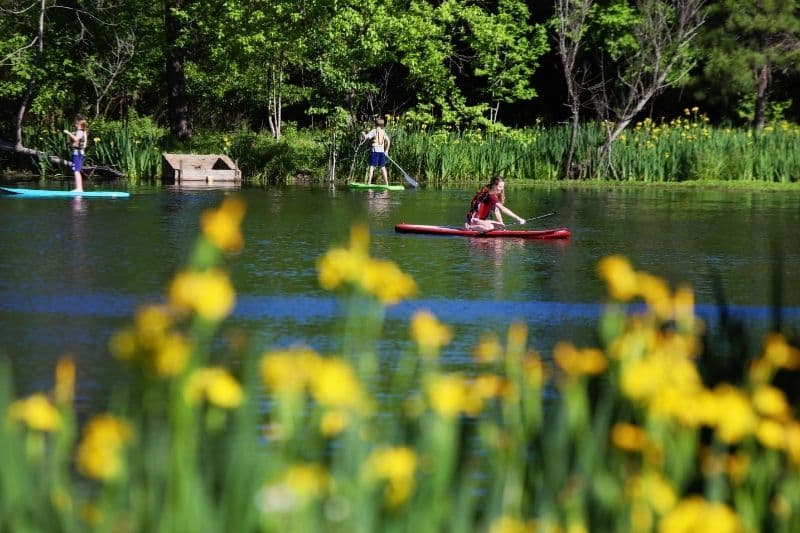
[387,155,419,188]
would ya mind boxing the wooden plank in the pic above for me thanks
[179,169,240,182]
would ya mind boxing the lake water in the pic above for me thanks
[1,182,798,408]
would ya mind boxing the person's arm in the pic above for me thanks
[384,135,391,154]
[497,204,524,224]
[63,130,78,143]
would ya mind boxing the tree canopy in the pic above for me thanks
[1,0,799,141]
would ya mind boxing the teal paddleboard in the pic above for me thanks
[346,182,405,191]
[0,187,130,198]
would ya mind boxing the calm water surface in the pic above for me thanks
[1,183,798,407]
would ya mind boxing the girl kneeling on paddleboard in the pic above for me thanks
[465,176,525,231]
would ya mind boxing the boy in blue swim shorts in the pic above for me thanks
[361,118,391,185]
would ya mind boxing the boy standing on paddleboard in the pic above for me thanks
[63,115,88,192]
[361,118,391,185]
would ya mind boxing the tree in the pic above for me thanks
[587,0,706,178]
[702,0,800,132]
[553,0,595,178]
[165,0,191,139]
[463,0,548,125]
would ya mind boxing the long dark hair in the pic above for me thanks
[486,175,505,203]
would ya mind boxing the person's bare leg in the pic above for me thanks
[73,170,83,192]
[367,166,375,184]
[381,166,389,185]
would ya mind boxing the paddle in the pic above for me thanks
[386,154,419,188]
[478,211,557,235]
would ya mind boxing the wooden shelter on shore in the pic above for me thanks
[161,153,241,186]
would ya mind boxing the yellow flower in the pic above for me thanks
[109,328,137,361]
[709,385,757,444]
[473,333,503,364]
[153,332,191,377]
[636,272,672,319]
[55,357,75,406]
[284,463,329,499]
[320,409,349,437]
[474,374,505,400]
[756,419,785,450]
[598,256,638,301]
[522,352,546,388]
[184,366,243,409]
[76,414,133,481]
[308,357,367,409]
[763,333,800,369]
[134,304,173,348]
[317,225,417,304]
[427,373,482,418]
[361,258,417,305]
[752,385,790,420]
[612,422,648,452]
[201,196,246,252]
[260,347,318,394]
[554,342,607,377]
[410,310,452,355]
[8,393,61,432]
[366,446,418,506]
[627,471,676,514]
[317,247,366,291]
[169,269,235,322]
[659,496,741,533]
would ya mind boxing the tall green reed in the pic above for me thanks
[376,113,800,186]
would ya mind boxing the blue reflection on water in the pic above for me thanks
[3,291,798,324]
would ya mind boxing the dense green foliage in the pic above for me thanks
[1,0,799,183]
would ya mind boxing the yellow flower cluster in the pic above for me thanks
[283,463,329,500]
[8,393,61,432]
[76,414,133,481]
[426,372,506,419]
[598,255,693,322]
[554,341,608,377]
[659,496,741,533]
[410,310,452,356]
[184,366,243,409]
[260,347,370,433]
[365,446,418,506]
[110,304,191,377]
[317,224,417,305]
[170,269,236,322]
[602,256,800,473]
[201,196,246,252]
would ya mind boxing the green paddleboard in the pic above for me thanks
[346,182,405,191]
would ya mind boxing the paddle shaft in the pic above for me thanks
[479,211,556,234]
[385,154,419,188]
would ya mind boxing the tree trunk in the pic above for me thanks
[14,0,46,149]
[165,0,191,140]
[753,63,770,133]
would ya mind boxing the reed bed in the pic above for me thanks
[2,198,800,532]
[23,118,164,185]
[380,112,800,185]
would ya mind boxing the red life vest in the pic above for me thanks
[466,187,492,222]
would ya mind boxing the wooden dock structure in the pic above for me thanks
[161,153,241,185]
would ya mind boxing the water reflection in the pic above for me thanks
[365,190,392,216]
